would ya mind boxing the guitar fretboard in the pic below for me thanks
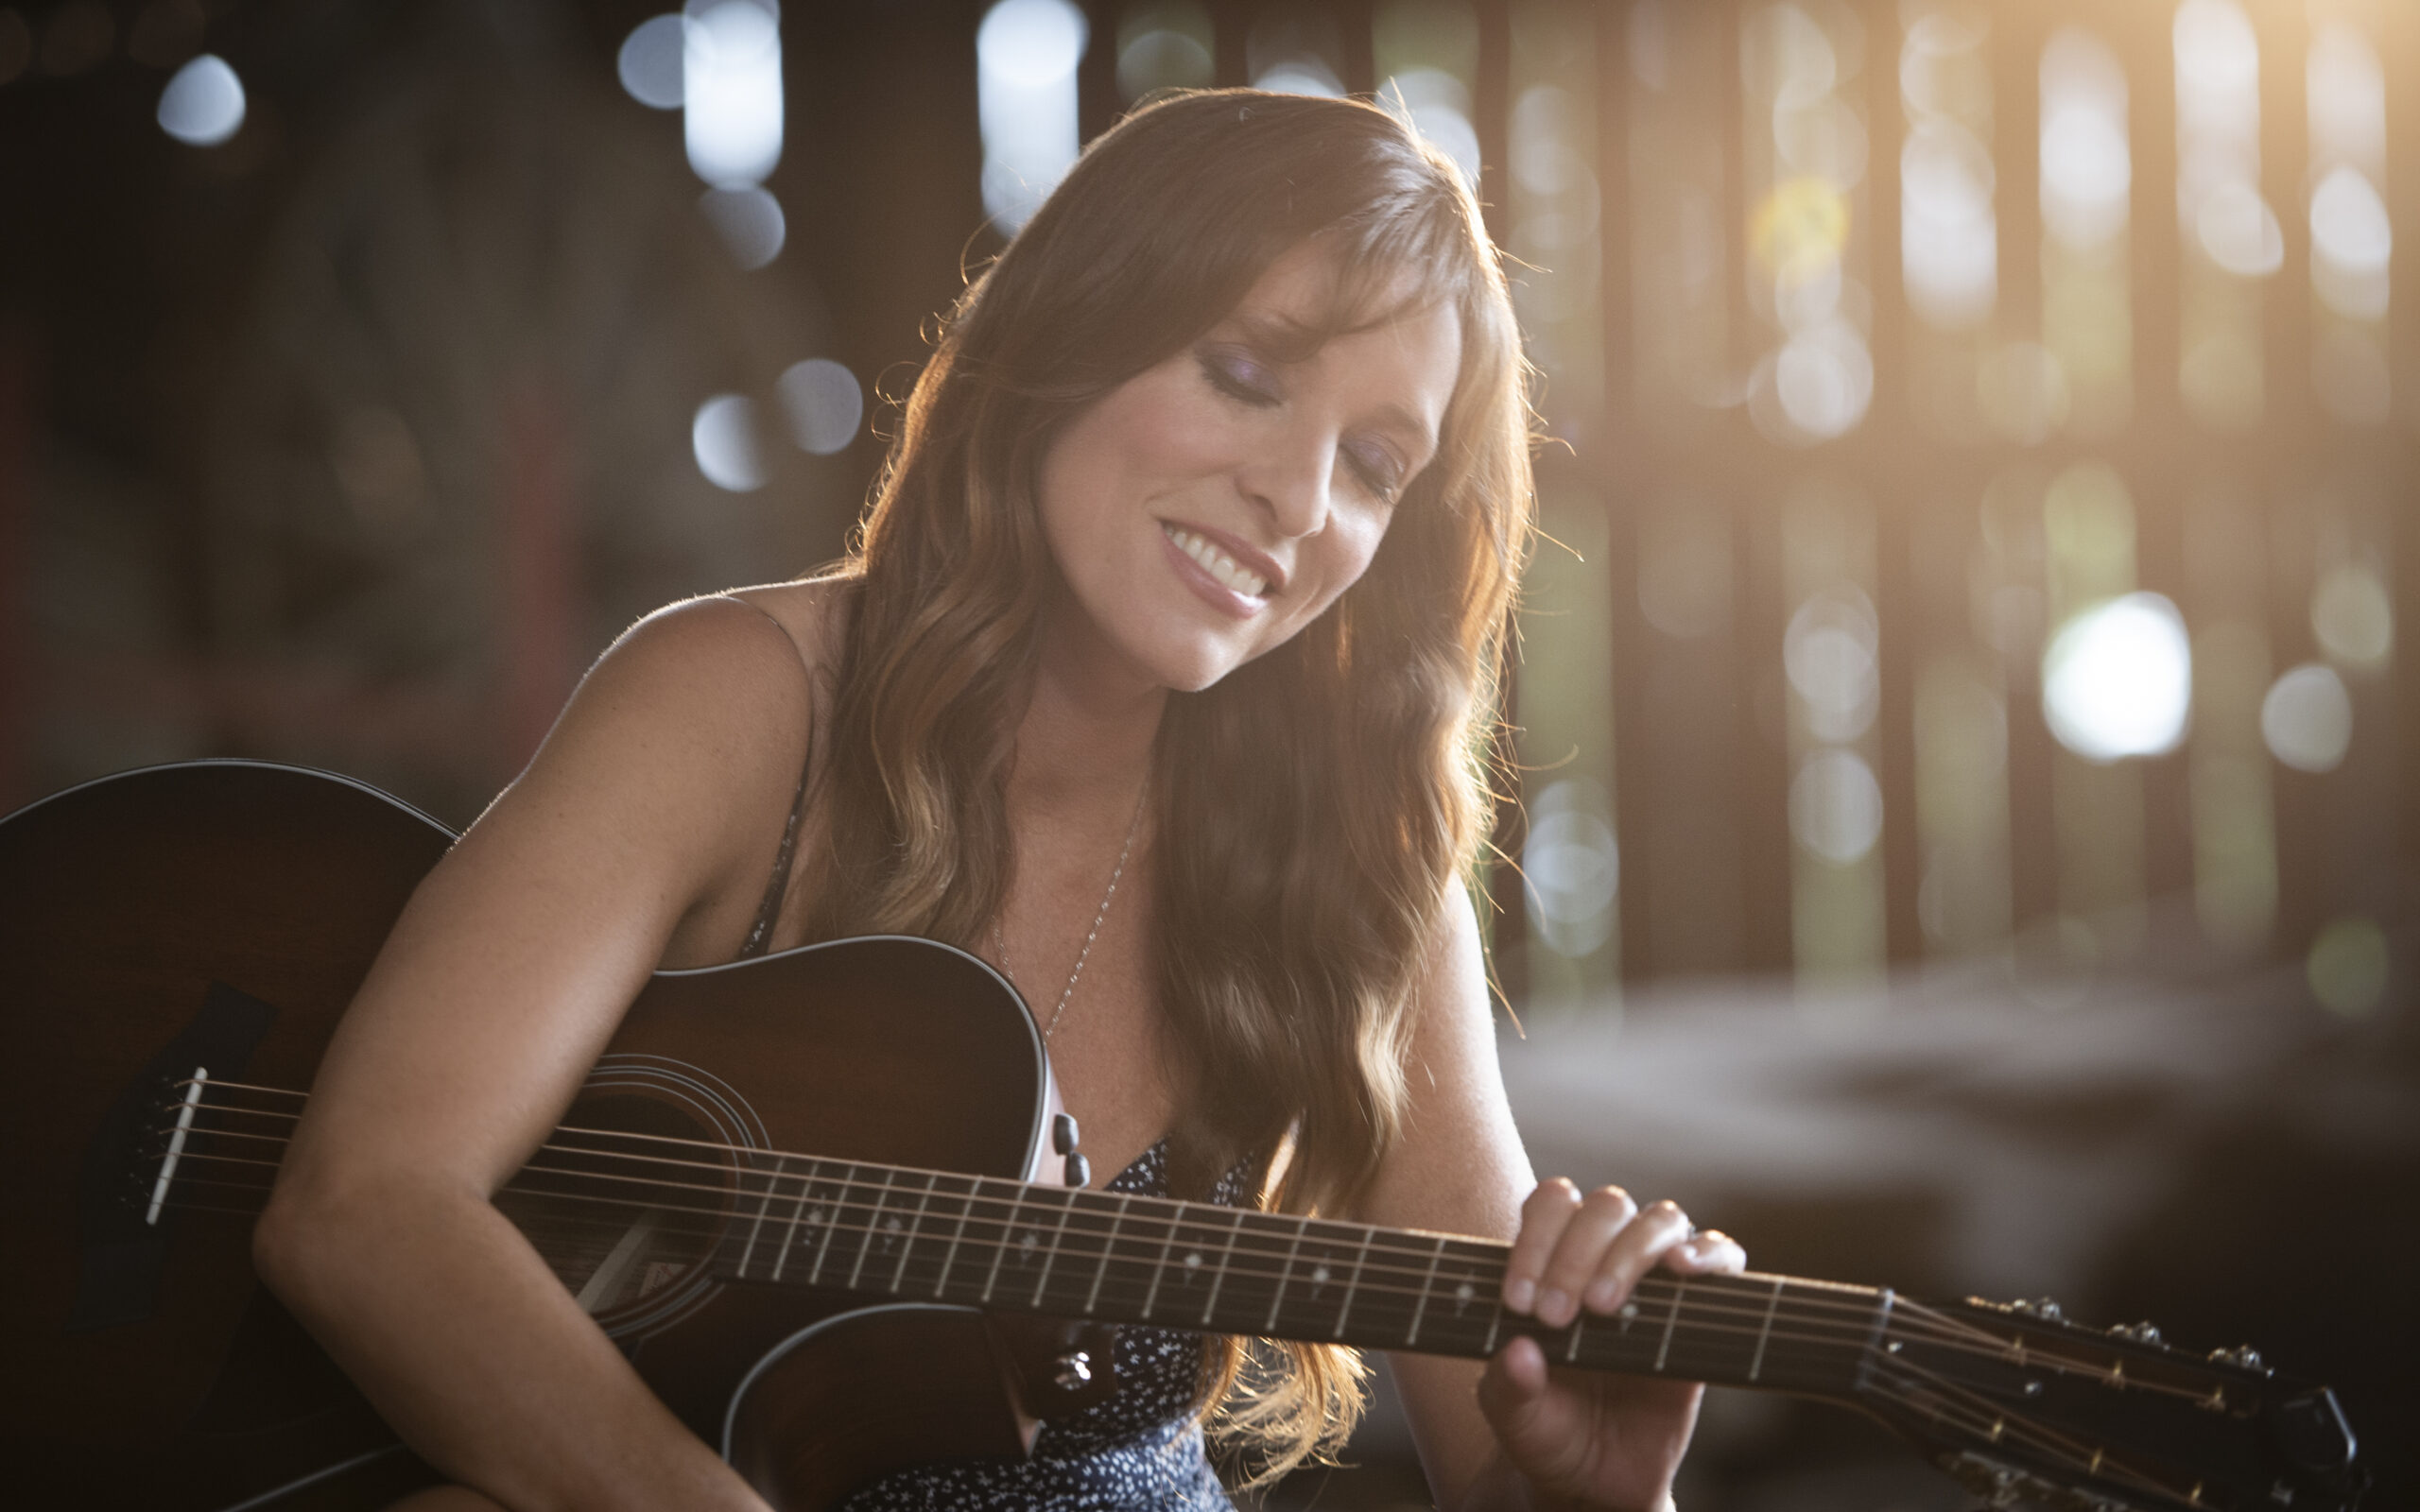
[700,1156,1884,1396]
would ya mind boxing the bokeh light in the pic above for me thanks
[618,13,686,110]
[699,185,786,269]
[684,0,783,189]
[1785,583,1879,743]
[2310,565,2393,674]
[2039,29,2130,250]
[1525,777,1620,959]
[1758,318,1873,441]
[1790,747,1884,865]
[2308,166,2392,322]
[2195,180,2283,278]
[2260,662,2352,773]
[1115,0,1213,103]
[776,359,862,455]
[157,53,246,146]
[1900,121,1996,329]
[2041,592,2191,761]
[692,394,766,492]
[2306,917,2389,1018]
[977,0,1087,232]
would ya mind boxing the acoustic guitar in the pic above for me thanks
[0,762,2368,1511]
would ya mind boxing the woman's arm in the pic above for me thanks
[1359,888,1744,1512]
[253,596,819,1512]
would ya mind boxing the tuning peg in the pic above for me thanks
[2210,1344,2266,1371]
[1052,1112,1080,1155]
[2108,1321,2163,1344]
[1063,1152,1090,1188]
[2013,1297,2064,1321]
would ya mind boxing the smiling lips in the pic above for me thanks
[1162,524,1270,599]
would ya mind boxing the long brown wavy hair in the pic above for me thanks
[796,89,1533,1480]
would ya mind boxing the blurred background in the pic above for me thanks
[1,0,2412,1506]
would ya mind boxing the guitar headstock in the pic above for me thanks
[1850,1293,2366,1511]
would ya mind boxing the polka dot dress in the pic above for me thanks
[837,1141,1252,1511]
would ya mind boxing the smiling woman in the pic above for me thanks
[253,89,1744,1512]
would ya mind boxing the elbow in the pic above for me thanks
[252,1161,405,1322]
[251,1167,340,1313]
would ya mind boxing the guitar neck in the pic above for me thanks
[706,1157,1881,1397]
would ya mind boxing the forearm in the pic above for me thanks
[256,1177,765,1512]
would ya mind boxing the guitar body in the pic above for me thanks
[0,762,1057,1511]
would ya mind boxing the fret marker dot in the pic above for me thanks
[1020,1229,1039,1258]
[885,1217,902,1233]
[1619,1302,1638,1320]
[1184,1251,1202,1271]
[1456,1281,1474,1303]
[1312,1264,1331,1286]
[807,1207,825,1226]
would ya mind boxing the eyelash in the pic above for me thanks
[1197,353,1406,504]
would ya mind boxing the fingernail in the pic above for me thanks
[1539,1287,1570,1324]
[1505,1278,1535,1312]
[1585,1277,1619,1310]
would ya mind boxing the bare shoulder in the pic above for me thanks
[703,576,854,686]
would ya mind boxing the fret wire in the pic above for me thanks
[1084,1193,1132,1315]
[932,1173,978,1297]
[735,1150,786,1278]
[1266,1215,1311,1332]
[883,1171,934,1294]
[769,1155,821,1283]
[979,1177,1023,1304]
[847,1167,898,1292]
[1028,1185,1080,1312]
[1748,1275,1784,1383]
[1653,1280,1687,1371]
[1138,1201,1188,1320]
[1198,1207,1249,1327]
[1330,1229,1372,1338]
[807,1164,852,1286]
[1403,1234,1447,1348]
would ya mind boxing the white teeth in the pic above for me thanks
[1165,526,1267,597]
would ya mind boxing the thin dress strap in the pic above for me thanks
[714,595,815,960]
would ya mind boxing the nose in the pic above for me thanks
[1237,422,1336,541]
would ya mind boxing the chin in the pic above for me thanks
[1139,633,1252,695]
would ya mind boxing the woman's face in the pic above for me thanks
[1035,244,1462,695]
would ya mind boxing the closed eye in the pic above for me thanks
[1198,350,1279,407]
[1344,441,1406,503]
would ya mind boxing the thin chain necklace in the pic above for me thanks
[992,778,1148,1040]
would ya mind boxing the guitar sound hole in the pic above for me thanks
[495,1093,727,1320]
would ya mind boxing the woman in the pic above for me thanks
[256,90,1745,1512]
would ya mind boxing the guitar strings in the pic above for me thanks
[150,1143,1905,1351]
[136,1095,2168,1384]
[150,1117,1969,1355]
[147,1080,2010,1334]
[1862,1350,2191,1506]
[145,1143,2208,1415]
[153,1086,1913,1320]
[148,1165,1982,1397]
[144,1087,2219,1398]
